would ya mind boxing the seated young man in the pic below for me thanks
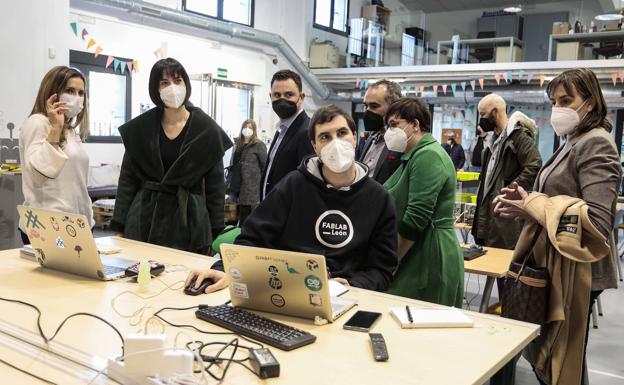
[186,105,398,293]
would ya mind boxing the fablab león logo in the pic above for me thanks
[315,210,353,249]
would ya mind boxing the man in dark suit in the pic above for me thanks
[358,79,402,184]
[260,69,314,200]
[442,132,466,171]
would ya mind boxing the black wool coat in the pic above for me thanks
[111,106,232,252]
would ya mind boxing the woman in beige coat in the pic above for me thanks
[494,68,621,385]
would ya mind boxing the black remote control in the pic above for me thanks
[369,333,388,361]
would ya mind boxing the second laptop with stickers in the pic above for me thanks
[16,205,137,280]
[220,244,357,322]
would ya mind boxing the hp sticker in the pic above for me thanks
[268,276,283,290]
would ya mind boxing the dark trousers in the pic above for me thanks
[491,290,603,385]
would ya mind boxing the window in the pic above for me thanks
[314,0,349,35]
[69,50,131,143]
[184,0,254,27]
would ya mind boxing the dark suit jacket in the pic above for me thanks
[358,132,402,185]
[260,111,313,200]
[442,143,466,170]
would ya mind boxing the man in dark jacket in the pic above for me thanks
[442,132,466,170]
[474,95,542,385]
[260,69,314,200]
[472,94,542,249]
[187,105,398,294]
[358,79,403,184]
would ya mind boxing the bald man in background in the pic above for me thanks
[473,93,541,385]
[472,94,542,249]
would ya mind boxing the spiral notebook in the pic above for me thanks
[389,307,474,328]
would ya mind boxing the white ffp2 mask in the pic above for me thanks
[384,126,409,153]
[160,84,186,109]
[59,93,84,119]
[320,139,355,173]
[241,128,253,138]
[550,100,587,136]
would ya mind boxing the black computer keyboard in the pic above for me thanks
[195,305,316,351]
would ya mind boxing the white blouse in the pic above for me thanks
[19,114,94,231]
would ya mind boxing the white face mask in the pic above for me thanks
[241,128,253,138]
[59,93,84,119]
[551,100,588,136]
[384,126,411,153]
[320,139,355,173]
[160,84,186,109]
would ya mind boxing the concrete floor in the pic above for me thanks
[464,263,624,385]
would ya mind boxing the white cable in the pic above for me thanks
[111,279,185,327]
[166,264,190,273]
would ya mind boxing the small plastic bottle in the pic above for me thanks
[137,260,152,292]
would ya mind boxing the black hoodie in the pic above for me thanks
[212,156,398,291]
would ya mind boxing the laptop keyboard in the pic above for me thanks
[195,305,316,351]
[103,265,126,276]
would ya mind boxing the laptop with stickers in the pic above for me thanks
[16,205,137,280]
[220,244,357,322]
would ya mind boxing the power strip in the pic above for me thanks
[105,334,195,385]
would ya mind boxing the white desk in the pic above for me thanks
[0,237,539,384]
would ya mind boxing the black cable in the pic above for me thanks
[465,274,482,311]
[0,357,58,385]
[0,297,47,342]
[202,337,240,381]
[153,304,264,348]
[188,340,253,363]
[0,296,124,353]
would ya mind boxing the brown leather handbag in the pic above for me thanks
[501,228,550,325]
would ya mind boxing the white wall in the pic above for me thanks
[0,1,70,140]
[69,9,277,165]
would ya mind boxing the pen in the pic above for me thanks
[406,305,413,323]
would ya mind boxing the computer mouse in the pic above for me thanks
[184,276,215,296]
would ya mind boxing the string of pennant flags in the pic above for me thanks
[69,22,139,75]
[359,69,624,95]
[356,70,552,95]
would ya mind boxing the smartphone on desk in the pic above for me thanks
[343,310,382,332]
[125,260,165,277]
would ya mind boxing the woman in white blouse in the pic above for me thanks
[18,66,93,244]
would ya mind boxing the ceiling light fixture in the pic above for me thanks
[504,5,522,13]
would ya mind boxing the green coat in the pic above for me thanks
[384,134,464,307]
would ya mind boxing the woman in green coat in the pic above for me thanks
[383,97,464,307]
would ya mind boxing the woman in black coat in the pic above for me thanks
[227,119,267,226]
[111,58,232,253]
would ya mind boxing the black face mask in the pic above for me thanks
[272,98,298,119]
[478,116,497,132]
[363,110,385,132]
